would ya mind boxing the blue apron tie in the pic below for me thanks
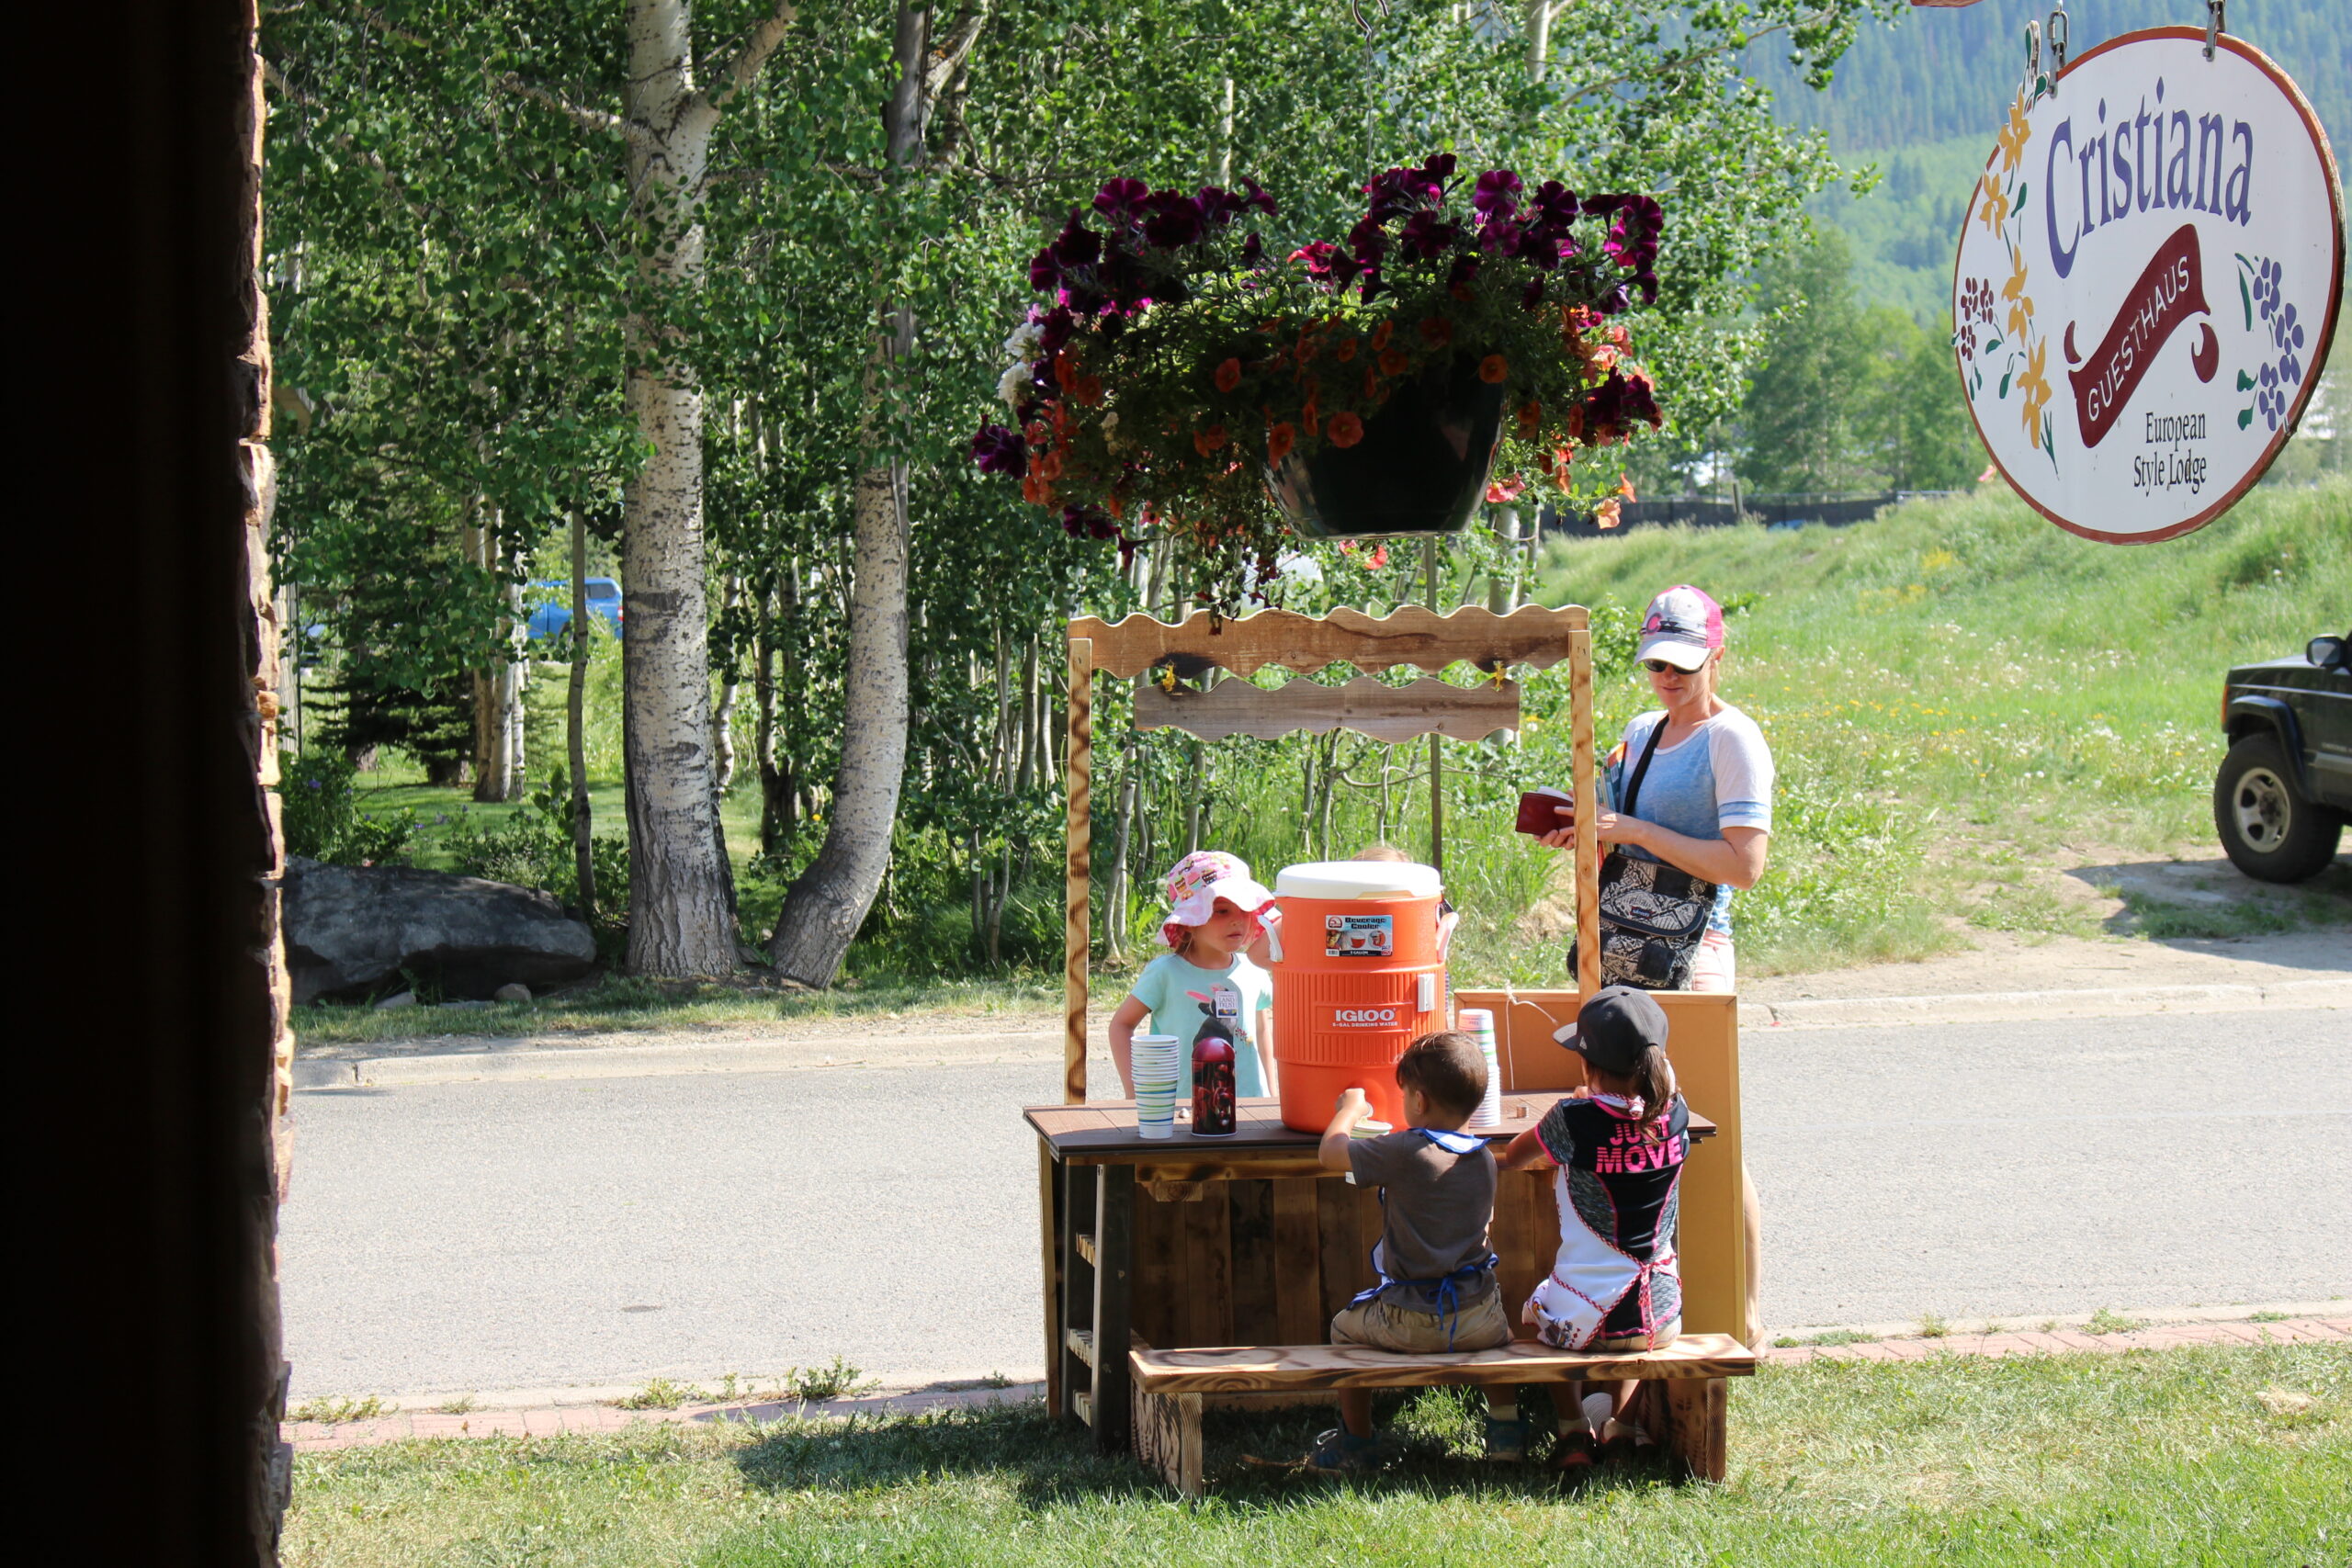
[1349,1127,1498,1347]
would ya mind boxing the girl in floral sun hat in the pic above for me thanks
[1107,851,1282,1101]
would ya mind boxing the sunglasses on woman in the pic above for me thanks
[1640,657,1702,673]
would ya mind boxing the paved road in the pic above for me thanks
[280,1009,2351,1399]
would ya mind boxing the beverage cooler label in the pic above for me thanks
[1325,914,1394,957]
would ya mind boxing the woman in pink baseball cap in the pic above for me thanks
[1536,583,1774,990]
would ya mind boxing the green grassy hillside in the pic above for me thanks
[1534,477,2351,969]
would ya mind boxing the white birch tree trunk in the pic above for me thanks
[620,0,735,975]
[767,1,933,986]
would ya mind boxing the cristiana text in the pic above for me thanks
[2045,75,2254,278]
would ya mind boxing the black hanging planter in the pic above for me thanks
[1266,354,1507,540]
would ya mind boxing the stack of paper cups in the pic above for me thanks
[1130,1033,1183,1140]
[1459,1008,1503,1131]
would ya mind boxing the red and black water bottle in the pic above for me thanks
[1191,1017,1238,1137]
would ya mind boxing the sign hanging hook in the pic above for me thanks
[2205,0,2226,62]
[2045,5,2068,95]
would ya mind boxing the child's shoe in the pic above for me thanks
[1482,1415,1527,1461]
[1303,1427,1381,1473]
[1551,1427,1596,1472]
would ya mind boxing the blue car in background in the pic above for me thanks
[526,579,623,642]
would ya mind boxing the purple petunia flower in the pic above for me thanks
[1480,217,1525,258]
[1396,209,1461,261]
[1235,177,1278,219]
[1141,189,1204,248]
[1602,195,1664,273]
[1446,254,1481,289]
[1092,178,1151,228]
[1347,215,1389,265]
[1028,209,1102,292]
[1473,169,1522,220]
[971,423,1028,477]
[1239,231,1265,265]
[1528,181,1579,227]
[1291,241,1341,282]
[1521,276,1546,311]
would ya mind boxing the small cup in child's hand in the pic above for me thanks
[1515,786,1573,836]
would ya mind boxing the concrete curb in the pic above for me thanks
[294,979,2350,1088]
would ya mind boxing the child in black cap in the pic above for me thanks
[1498,985,1691,1469]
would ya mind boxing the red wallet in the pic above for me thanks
[1515,786,1572,836]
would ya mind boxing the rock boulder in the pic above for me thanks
[283,857,597,1004]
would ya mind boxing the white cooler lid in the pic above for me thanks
[1274,860,1442,900]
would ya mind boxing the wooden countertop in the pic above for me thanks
[1028,1094,1714,1168]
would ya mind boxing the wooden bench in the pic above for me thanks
[1126,1332,1757,1495]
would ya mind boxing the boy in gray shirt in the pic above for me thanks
[1306,1031,1506,1472]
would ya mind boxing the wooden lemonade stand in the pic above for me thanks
[1026,603,1754,1494]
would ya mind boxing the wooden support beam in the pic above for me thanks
[1069,604,1589,679]
[1065,636,1092,1104]
[1136,675,1520,744]
[1568,627,1600,999]
[1132,1377,1204,1496]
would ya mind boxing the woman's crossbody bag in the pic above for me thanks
[1566,718,1719,991]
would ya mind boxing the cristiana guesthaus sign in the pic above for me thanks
[1954,28,2343,542]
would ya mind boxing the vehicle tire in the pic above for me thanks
[2213,733,2343,882]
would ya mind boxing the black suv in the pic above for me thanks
[2216,630,2352,882]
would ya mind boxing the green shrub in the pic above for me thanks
[279,750,414,865]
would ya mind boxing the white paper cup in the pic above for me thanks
[1132,1035,1182,1137]
[1458,1007,1505,1131]
[1349,1118,1393,1139]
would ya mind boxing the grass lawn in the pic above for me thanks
[285,1344,2346,1565]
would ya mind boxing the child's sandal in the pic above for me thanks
[1551,1427,1596,1472]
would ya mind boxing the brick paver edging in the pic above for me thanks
[286,1317,2350,1452]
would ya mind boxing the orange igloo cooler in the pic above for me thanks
[1269,860,1447,1133]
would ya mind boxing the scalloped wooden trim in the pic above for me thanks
[1067,603,1590,678]
[1134,675,1520,744]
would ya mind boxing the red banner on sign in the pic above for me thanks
[2065,223,2211,450]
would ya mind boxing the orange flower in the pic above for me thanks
[1327,412,1365,448]
[1022,472,1055,506]
[1363,366,1380,400]
[1214,356,1243,393]
[1516,401,1542,439]
[1566,404,1586,443]
[1485,475,1525,503]
[1371,321,1394,352]
[1595,497,1623,530]
[1072,375,1105,406]
[1295,332,1319,364]
[1377,347,1409,377]
[1024,421,1049,446]
[1054,351,1080,390]
[1479,355,1509,385]
[1267,423,1296,462]
[1193,424,1229,457]
[1335,336,1359,363]
[1451,284,1475,304]
[1618,475,1637,501]
[1419,317,1453,347]
[1036,448,1065,481]
[1106,492,1125,520]
[1996,91,2032,175]
[1301,389,1320,437]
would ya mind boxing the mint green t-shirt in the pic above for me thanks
[1128,951,1272,1099]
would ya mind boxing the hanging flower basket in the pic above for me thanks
[1266,352,1506,540]
[969,154,1667,605]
